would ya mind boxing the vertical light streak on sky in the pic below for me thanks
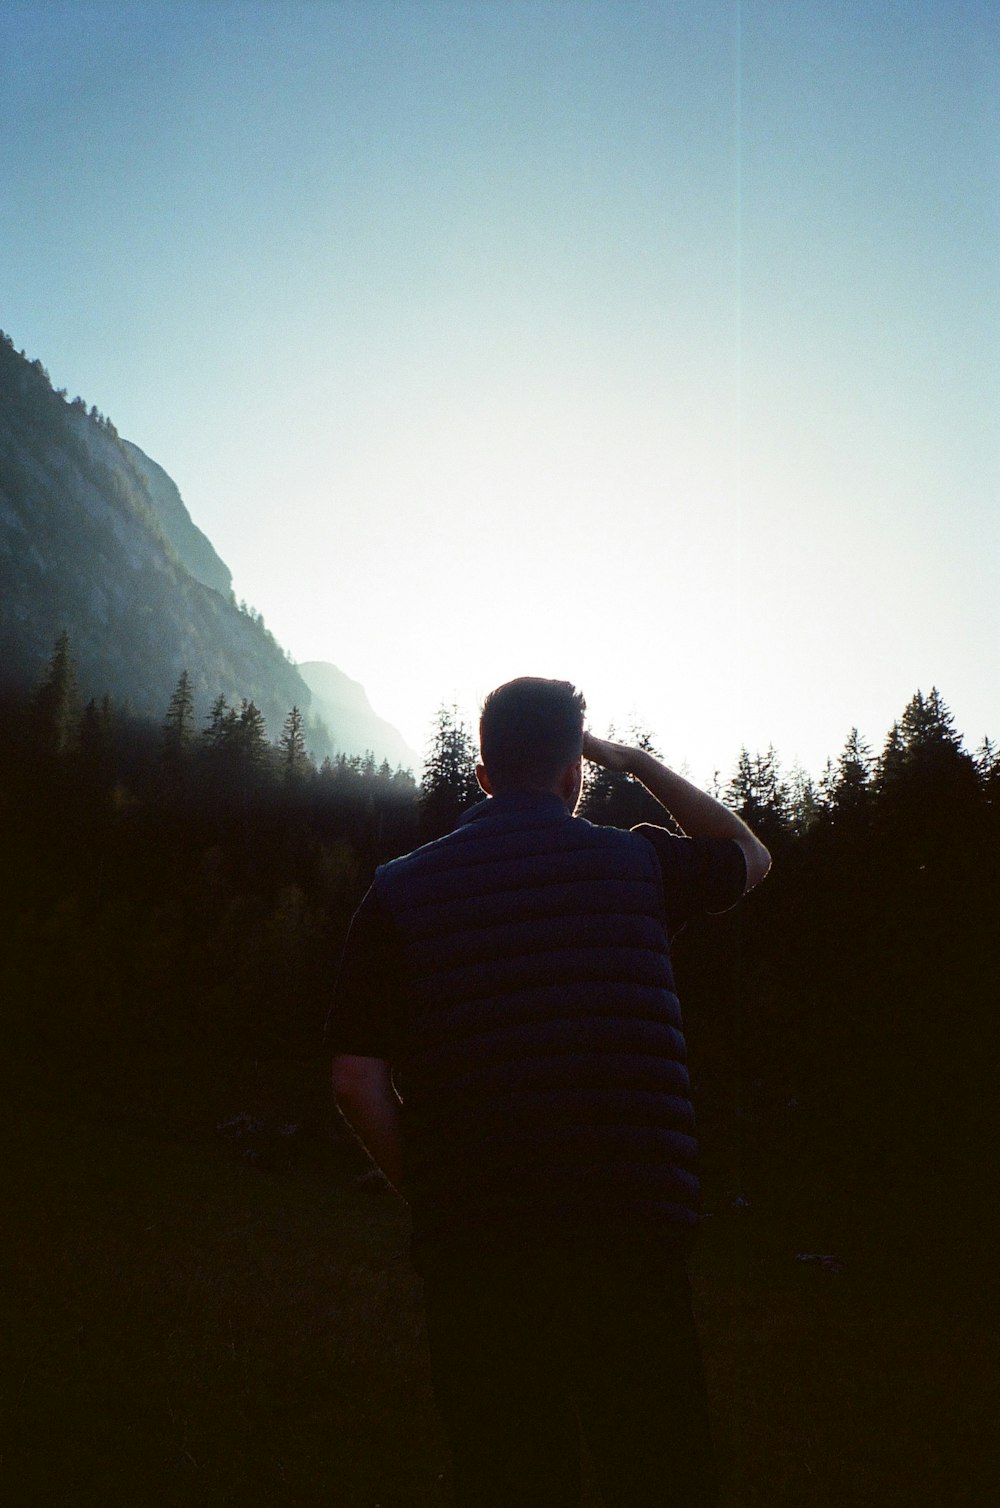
[733,0,746,740]
[1,1,996,780]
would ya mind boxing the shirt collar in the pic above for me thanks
[457,790,571,827]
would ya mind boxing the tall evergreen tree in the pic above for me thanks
[975,736,1000,796]
[202,693,234,752]
[884,688,976,791]
[787,762,822,834]
[32,629,81,755]
[899,687,961,756]
[419,704,480,840]
[831,727,873,818]
[279,705,309,782]
[162,671,195,761]
[875,719,906,791]
[725,744,789,845]
[236,699,269,768]
[78,694,115,780]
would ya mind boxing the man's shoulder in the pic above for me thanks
[631,823,748,921]
[375,822,476,886]
[572,814,661,859]
[376,807,655,895]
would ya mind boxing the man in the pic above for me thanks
[330,677,770,1507]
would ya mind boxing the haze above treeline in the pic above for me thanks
[2,328,995,795]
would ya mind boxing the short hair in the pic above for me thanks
[479,677,586,790]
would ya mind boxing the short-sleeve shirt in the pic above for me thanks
[327,824,745,1062]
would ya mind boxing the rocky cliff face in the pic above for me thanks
[119,439,232,597]
[0,334,413,768]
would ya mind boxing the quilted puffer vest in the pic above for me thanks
[374,790,699,1250]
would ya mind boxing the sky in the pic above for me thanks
[2,0,997,781]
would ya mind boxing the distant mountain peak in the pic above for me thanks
[298,661,419,770]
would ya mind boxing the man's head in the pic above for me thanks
[478,677,586,808]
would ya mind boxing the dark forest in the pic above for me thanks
[2,635,995,1505]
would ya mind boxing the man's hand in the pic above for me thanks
[581,728,771,891]
[332,1055,405,1194]
[582,731,636,774]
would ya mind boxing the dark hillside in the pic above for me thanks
[0,333,314,743]
[1,689,995,1503]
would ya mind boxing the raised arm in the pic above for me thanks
[582,732,771,891]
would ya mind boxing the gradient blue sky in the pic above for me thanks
[3,1,997,779]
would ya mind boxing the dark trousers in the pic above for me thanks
[422,1238,718,1508]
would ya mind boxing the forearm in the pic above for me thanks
[583,733,771,888]
[627,749,743,838]
[631,748,770,887]
[331,1055,405,1194]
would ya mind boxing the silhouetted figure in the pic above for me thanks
[330,677,771,1506]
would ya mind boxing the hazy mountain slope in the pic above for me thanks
[0,334,412,767]
[298,661,420,770]
[120,438,232,596]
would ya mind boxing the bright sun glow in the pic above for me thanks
[2,2,996,779]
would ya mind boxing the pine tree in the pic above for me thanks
[899,687,961,756]
[875,689,980,846]
[975,736,999,791]
[875,720,906,791]
[880,689,974,792]
[725,744,789,843]
[202,693,234,751]
[831,727,872,817]
[32,629,81,755]
[162,671,195,761]
[236,699,269,768]
[279,705,309,782]
[79,694,115,779]
[419,704,480,840]
[787,762,822,834]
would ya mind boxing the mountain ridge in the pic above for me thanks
[298,661,419,770]
[0,333,415,769]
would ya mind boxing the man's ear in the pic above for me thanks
[559,758,583,805]
[476,763,493,796]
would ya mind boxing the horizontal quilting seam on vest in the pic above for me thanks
[406,1138,696,1188]
[379,823,659,893]
[395,856,660,898]
[411,949,676,1005]
[402,1049,692,1101]
[408,988,686,1052]
[405,1013,686,1064]
[410,953,675,1001]
[408,1123,699,1170]
[405,1087,697,1135]
[407,1007,686,1063]
[394,877,663,933]
[398,880,663,940]
[403,1088,695,1139]
[407,911,668,968]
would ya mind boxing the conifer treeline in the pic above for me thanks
[4,634,997,1274]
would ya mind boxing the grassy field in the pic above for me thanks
[1,1053,986,1507]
